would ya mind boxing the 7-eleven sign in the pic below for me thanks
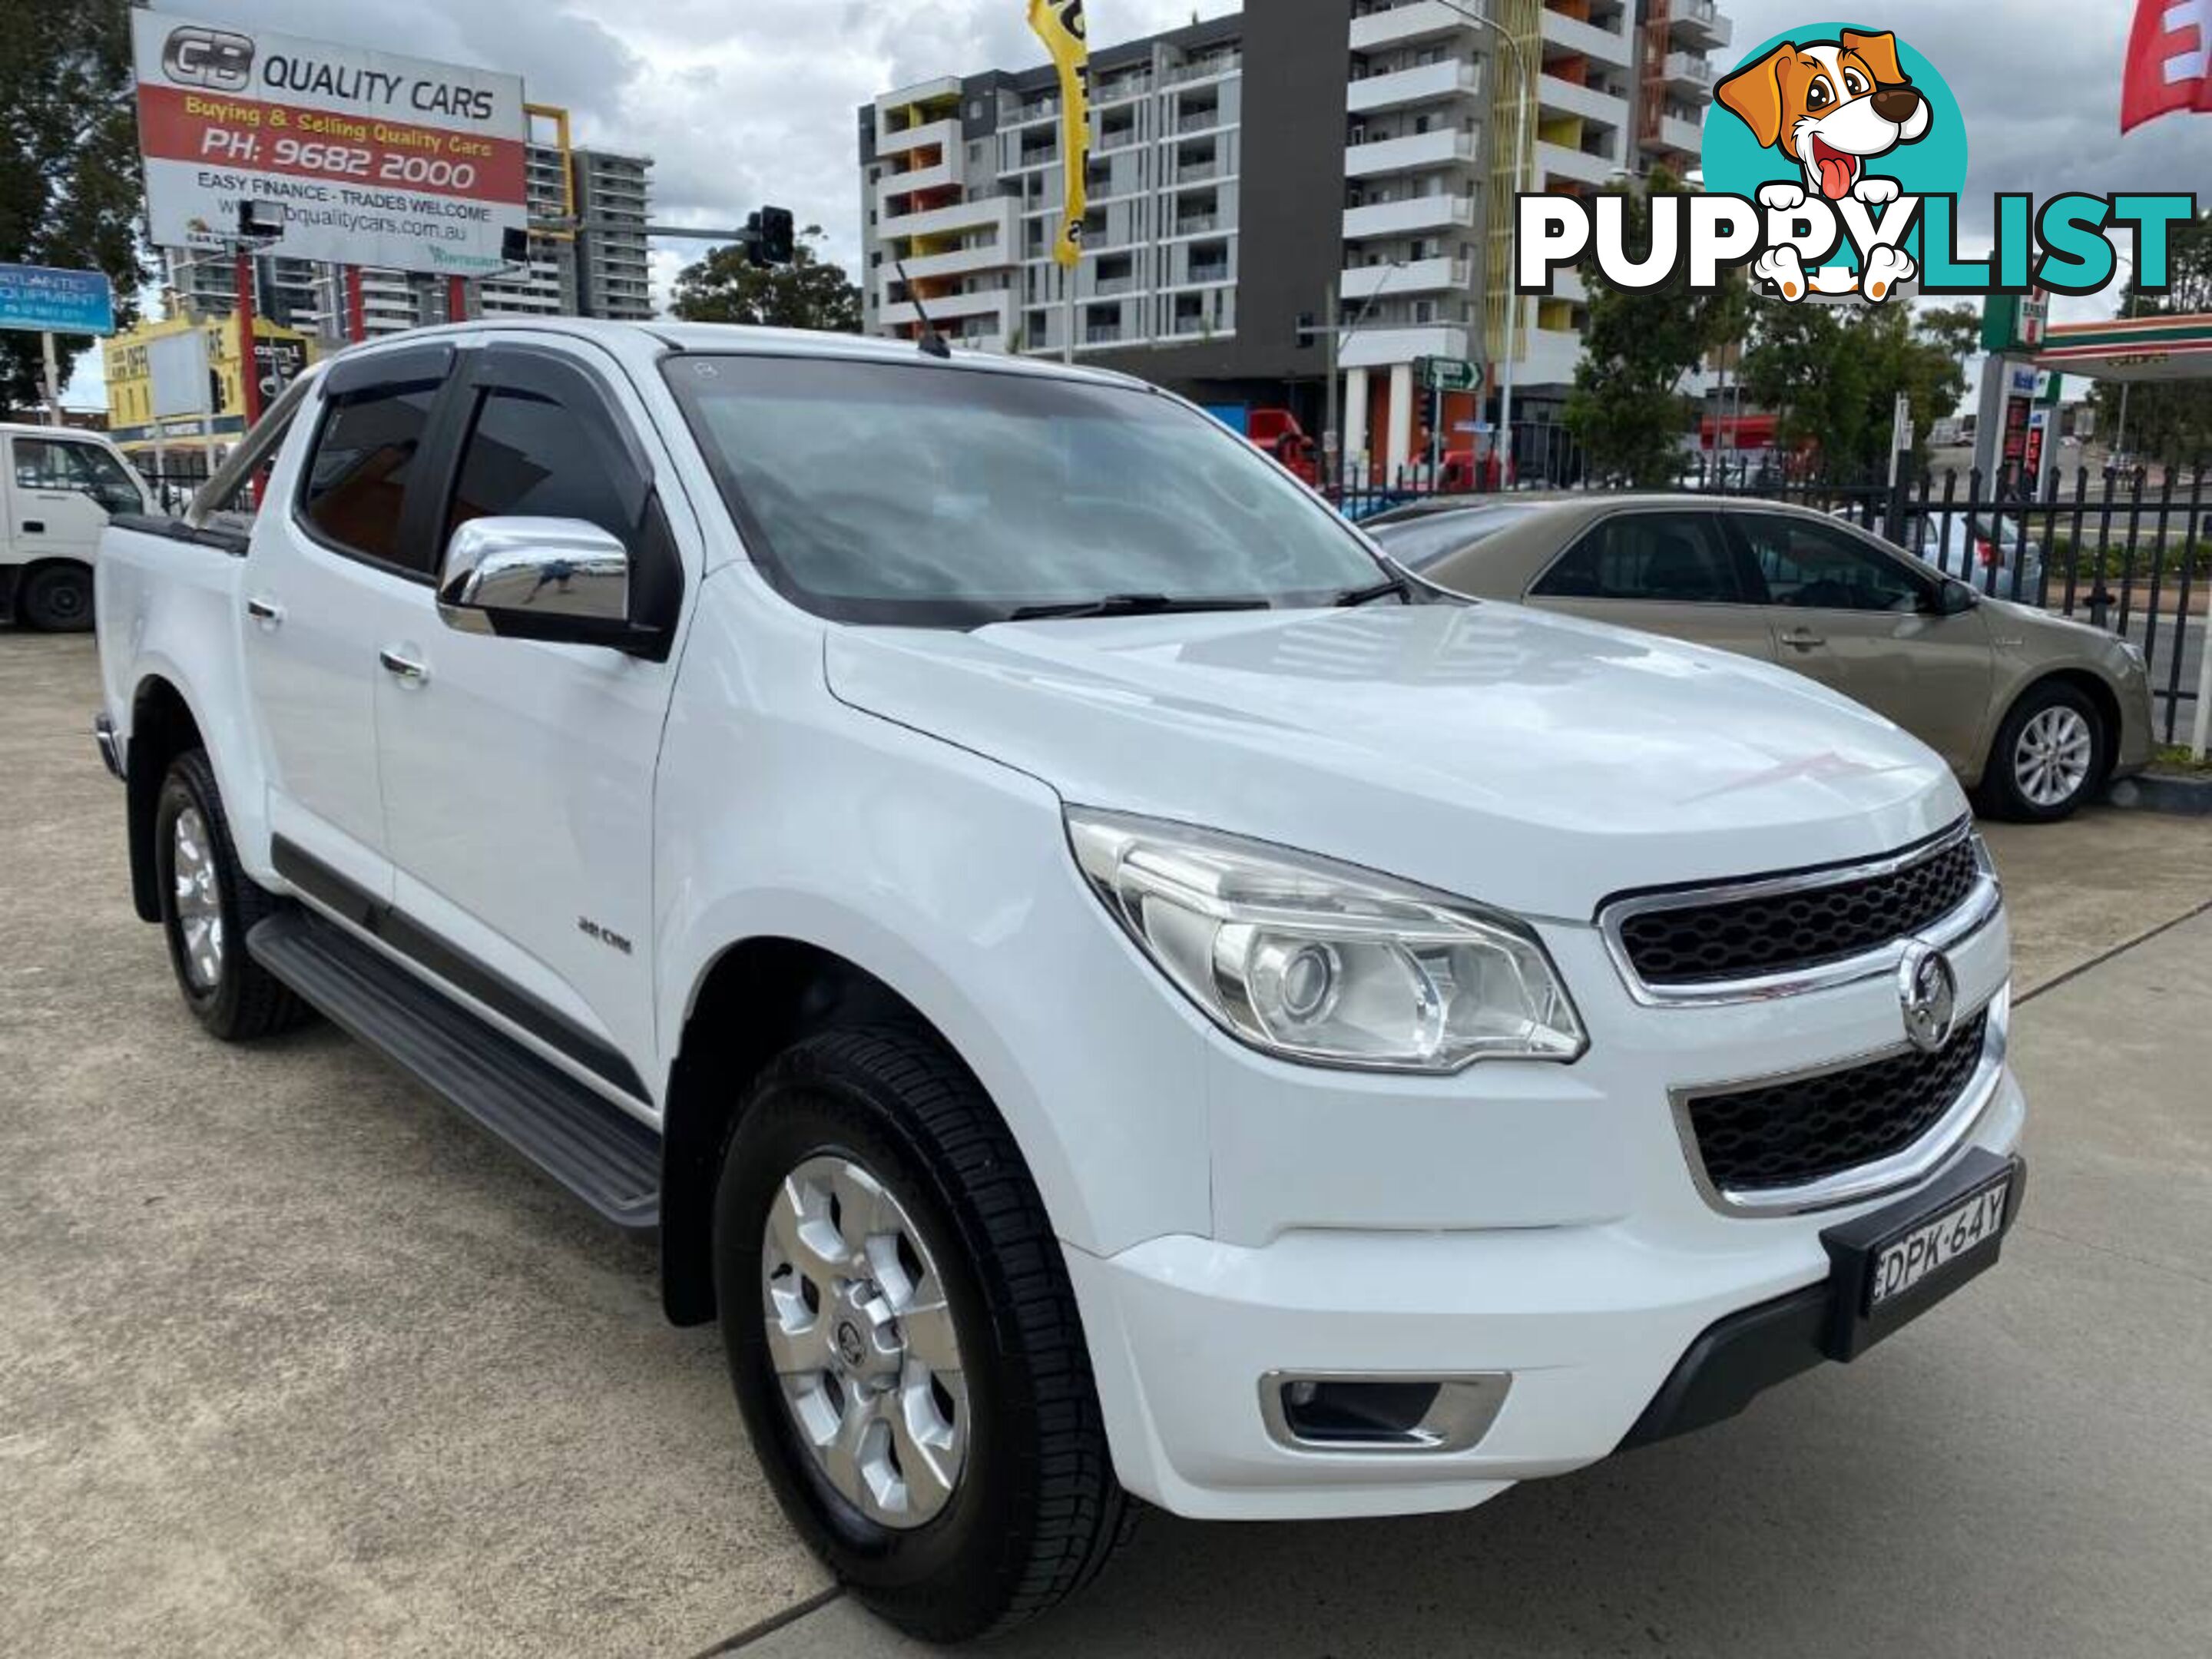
[2124,0,2212,131]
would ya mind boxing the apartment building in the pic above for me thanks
[161,146,656,340]
[859,0,1732,480]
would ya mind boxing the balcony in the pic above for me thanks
[1344,127,1479,177]
[1349,2,1472,52]
[1343,193,1477,239]
[880,196,1017,244]
[1669,0,1732,50]
[896,241,1012,282]
[1517,325,1586,388]
[879,289,1012,329]
[1177,161,1221,184]
[1164,54,1240,85]
[1662,51,1714,93]
[1538,9,1634,69]
[1177,108,1225,134]
[1084,324,1126,344]
[1535,140,1619,187]
[877,154,953,208]
[1094,75,1154,104]
[1348,58,1480,114]
[1184,263,1232,286]
[1538,74,1630,127]
[1654,111,1706,157]
[1171,214,1220,237]
[1339,321,1472,371]
[1340,255,1472,300]
[875,114,958,161]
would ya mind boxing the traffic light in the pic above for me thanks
[747,206,796,269]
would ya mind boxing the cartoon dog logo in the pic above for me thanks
[1716,28,1930,303]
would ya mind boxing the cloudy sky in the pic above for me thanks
[71,1,2205,403]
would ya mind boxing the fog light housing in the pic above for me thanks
[1260,1372,1511,1453]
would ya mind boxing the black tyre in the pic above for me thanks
[1977,680,2107,823]
[714,1027,1132,1641]
[154,750,310,1040]
[22,562,94,631]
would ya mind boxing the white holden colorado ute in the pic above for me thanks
[94,321,2024,1641]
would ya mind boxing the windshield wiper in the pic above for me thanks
[1333,571,1415,606]
[1005,593,1273,621]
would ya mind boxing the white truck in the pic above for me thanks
[94,321,2025,1641]
[0,422,149,630]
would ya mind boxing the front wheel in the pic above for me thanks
[714,1028,1132,1642]
[1978,680,2106,823]
[21,562,94,631]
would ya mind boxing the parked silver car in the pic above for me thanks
[1370,494,2153,821]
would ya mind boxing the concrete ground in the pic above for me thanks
[3,630,2207,1657]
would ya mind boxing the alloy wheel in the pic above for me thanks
[172,805,225,991]
[761,1154,967,1528]
[2012,705,2093,809]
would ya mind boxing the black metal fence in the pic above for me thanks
[1329,459,2210,748]
[129,458,220,516]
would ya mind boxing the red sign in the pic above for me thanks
[2123,0,2212,131]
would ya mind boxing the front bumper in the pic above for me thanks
[1067,1056,2026,1522]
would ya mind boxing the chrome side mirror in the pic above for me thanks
[439,517,631,639]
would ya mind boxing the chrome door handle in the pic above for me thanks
[378,648,429,684]
[1780,628,1826,648]
[246,597,283,624]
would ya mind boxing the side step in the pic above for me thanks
[249,909,661,1231]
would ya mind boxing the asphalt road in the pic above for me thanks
[4,630,2209,1658]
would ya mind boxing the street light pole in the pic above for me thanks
[1434,0,1532,487]
[1313,262,1407,487]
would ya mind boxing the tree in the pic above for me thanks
[0,0,148,411]
[1562,167,1750,485]
[670,227,861,333]
[2088,209,2212,467]
[1917,302,1983,366]
[1739,301,1966,477]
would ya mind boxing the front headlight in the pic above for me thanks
[1066,807,1586,1072]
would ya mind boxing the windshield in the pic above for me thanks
[663,354,1386,625]
[1368,505,1539,571]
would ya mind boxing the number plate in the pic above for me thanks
[1816,1150,2023,1361]
[1866,1177,2010,1310]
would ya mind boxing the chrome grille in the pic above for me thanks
[1683,1010,1991,1196]
[1601,824,1991,1002]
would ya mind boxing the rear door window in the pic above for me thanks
[300,375,445,574]
[1532,512,1749,604]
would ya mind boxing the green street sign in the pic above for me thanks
[1421,355,1478,392]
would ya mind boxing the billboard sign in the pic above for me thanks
[145,329,214,419]
[131,10,528,277]
[0,265,116,335]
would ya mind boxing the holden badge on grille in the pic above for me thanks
[1897,942,1958,1054]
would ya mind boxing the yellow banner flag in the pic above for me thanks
[1027,0,1091,269]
